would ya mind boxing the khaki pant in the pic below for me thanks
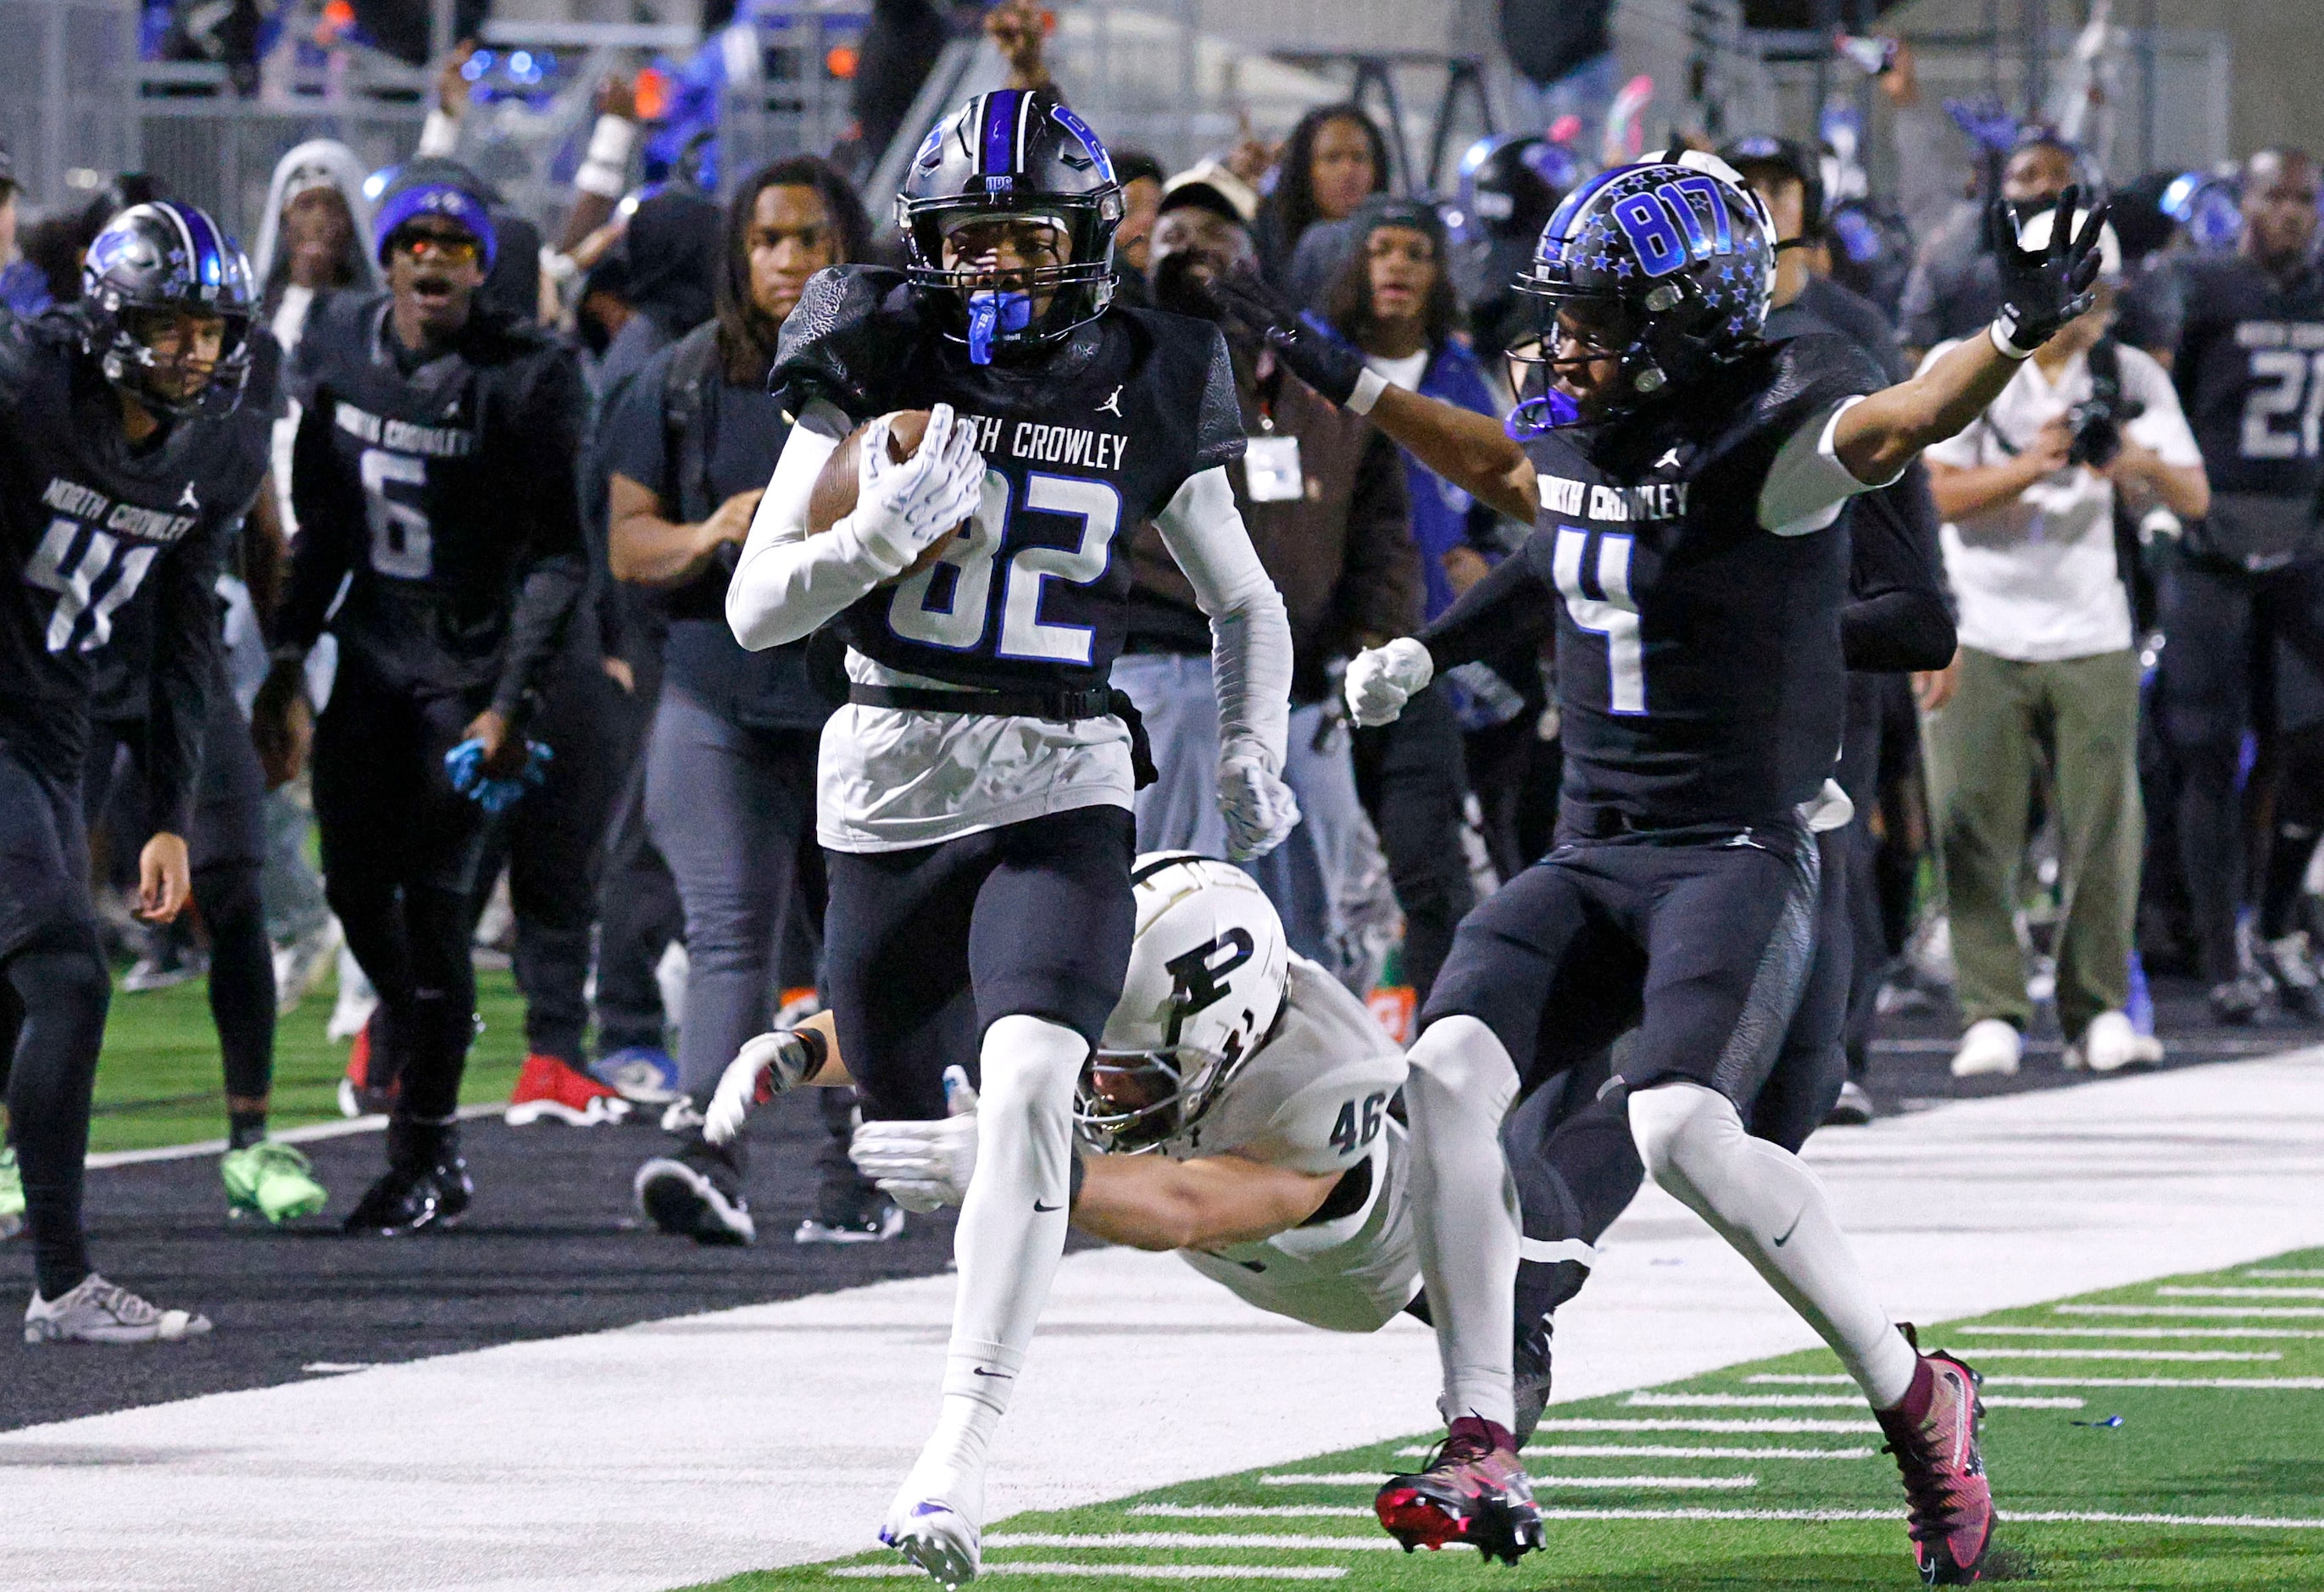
[1922,646,2143,1042]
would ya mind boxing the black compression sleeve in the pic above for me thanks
[142,538,226,838]
[1418,540,1556,675]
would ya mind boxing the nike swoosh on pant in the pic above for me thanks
[1033,1200,1061,1212]
[1772,1210,1804,1246]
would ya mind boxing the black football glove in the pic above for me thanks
[1988,184,2110,355]
[1209,269,1370,409]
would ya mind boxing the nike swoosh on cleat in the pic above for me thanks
[1771,1210,1804,1246]
[1033,1200,1062,1212]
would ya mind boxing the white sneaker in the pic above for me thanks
[1949,1018,2022,1078]
[327,944,378,1041]
[2065,1010,2148,1074]
[880,1452,987,1589]
[25,1274,212,1344]
[273,917,343,1016]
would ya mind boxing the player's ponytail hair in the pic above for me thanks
[716,156,875,386]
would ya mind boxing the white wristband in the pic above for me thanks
[1988,319,2038,361]
[1348,366,1391,415]
[575,114,637,198]
[417,107,460,158]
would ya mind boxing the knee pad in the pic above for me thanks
[1406,1016,1521,1121]
[1627,1080,1746,1195]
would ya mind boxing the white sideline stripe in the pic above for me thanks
[1749,1371,2322,1391]
[832,1566,1347,1580]
[2060,1305,2324,1318]
[1626,1391,2083,1410]
[1938,1349,2283,1361]
[1259,1473,1756,1490]
[84,1101,501,1167]
[1544,1417,1881,1433]
[2244,1269,2324,1278]
[299,1362,376,1375]
[1131,1506,2324,1529]
[1395,1444,1874,1461]
[2160,1286,2324,1300]
[987,1536,1396,1553]
[1960,1325,2324,1339]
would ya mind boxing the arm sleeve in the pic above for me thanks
[272,393,358,650]
[1153,465,1292,772]
[725,400,883,651]
[143,527,227,837]
[1840,462,1957,673]
[1417,533,1556,673]
[491,350,591,720]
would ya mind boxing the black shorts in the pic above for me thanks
[0,746,98,963]
[824,804,1135,1120]
[1421,818,1821,1111]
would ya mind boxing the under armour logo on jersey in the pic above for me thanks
[177,482,200,512]
[1097,385,1124,417]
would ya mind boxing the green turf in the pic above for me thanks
[87,965,532,1154]
[698,1248,2324,1591]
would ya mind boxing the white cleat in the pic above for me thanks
[25,1274,212,1344]
[1949,1018,2022,1078]
[2065,1010,2149,1074]
[879,1463,986,1589]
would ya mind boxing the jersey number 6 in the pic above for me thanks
[1553,524,1645,715]
[887,469,1122,665]
[360,448,434,580]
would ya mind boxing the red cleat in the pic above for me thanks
[336,1018,398,1118]
[1373,1416,1542,1565]
[505,1053,632,1126]
[1876,1339,1999,1584]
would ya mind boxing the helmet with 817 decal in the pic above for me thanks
[1508,150,1775,428]
[897,86,1125,365]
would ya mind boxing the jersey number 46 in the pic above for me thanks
[886,469,1120,665]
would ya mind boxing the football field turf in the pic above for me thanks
[86,967,530,1155]
[703,1248,2324,1592]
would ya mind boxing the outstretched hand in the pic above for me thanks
[1989,185,2110,355]
[1209,270,1368,409]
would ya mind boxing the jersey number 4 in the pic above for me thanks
[360,448,434,579]
[887,470,1120,665]
[25,516,158,654]
[2242,349,2324,461]
[1553,525,1645,715]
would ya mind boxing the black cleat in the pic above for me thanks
[1512,1318,1554,1449]
[2209,975,2266,1026]
[635,1135,756,1245]
[341,1156,470,1235]
[1374,1415,1543,1565]
[797,1166,904,1245]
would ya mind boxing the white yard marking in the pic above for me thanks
[1626,1391,2083,1410]
[2057,1304,2324,1318]
[2159,1286,2324,1300]
[1958,1325,2324,1339]
[1135,1505,2324,1528]
[1133,1508,1370,1520]
[1754,1369,2324,1391]
[2243,1269,2324,1278]
[1916,1349,2282,1361]
[1394,1444,1874,1461]
[1543,1417,1881,1433]
[833,1566,1348,1580]
[985,1535,1394,1552]
[1259,1473,1757,1490]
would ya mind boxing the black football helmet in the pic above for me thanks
[1509,151,1776,426]
[80,199,255,417]
[898,87,1124,364]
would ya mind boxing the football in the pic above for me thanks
[807,409,966,582]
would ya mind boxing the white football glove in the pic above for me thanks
[843,402,988,579]
[703,1028,816,1146]
[1344,637,1433,727]
[1218,753,1300,861]
[849,1065,980,1213]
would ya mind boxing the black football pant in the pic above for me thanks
[313,672,491,1125]
[2154,552,2324,983]
[1353,682,1475,1003]
[473,631,627,1065]
[82,673,275,1109]
[0,747,112,1300]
